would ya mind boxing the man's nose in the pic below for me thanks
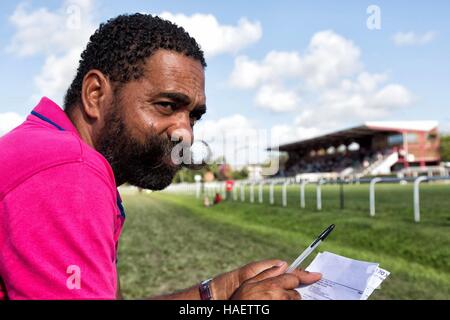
[168,115,193,145]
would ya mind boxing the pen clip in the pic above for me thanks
[312,224,335,247]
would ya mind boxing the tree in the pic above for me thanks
[173,159,249,183]
[440,135,450,162]
[231,167,249,180]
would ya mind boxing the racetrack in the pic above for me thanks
[118,183,450,299]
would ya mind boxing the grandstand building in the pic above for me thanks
[276,121,440,178]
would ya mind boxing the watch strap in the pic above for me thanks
[199,278,213,300]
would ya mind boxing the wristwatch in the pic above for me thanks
[199,278,213,300]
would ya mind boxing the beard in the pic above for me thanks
[96,98,181,191]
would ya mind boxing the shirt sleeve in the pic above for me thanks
[0,161,118,299]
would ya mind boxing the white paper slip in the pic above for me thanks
[360,267,390,300]
[296,251,388,300]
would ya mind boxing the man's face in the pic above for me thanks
[96,49,206,190]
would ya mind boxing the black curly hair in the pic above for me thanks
[64,13,206,113]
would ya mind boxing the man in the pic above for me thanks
[0,14,321,300]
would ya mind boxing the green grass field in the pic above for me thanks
[117,183,450,300]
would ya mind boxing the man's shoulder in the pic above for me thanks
[0,123,116,198]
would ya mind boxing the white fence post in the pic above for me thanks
[259,182,264,203]
[413,176,428,223]
[195,182,201,199]
[282,181,289,207]
[240,183,246,202]
[316,180,325,211]
[168,175,450,224]
[250,183,255,203]
[369,177,383,217]
[269,182,275,205]
[300,181,309,208]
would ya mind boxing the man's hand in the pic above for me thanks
[210,260,322,300]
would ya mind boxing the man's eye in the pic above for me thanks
[156,102,176,109]
[155,102,178,115]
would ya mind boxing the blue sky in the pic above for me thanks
[1,0,449,155]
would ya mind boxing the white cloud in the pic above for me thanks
[230,51,303,89]
[230,30,361,90]
[0,112,25,136]
[194,114,262,165]
[392,31,437,47]
[7,1,95,57]
[159,12,262,58]
[7,3,262,106]
[194,114,255,140]
[293,80,414,130]
[371,84,413,109]
[270,124,321,146]
[193,114,324,165]
[300,30,362,89]
[230,30,414,129]
[8,0,96,105]
[32,48,87,103]
[255,84,300,112]
[193,114,320,165]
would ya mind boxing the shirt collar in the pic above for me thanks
[28,97,80,135]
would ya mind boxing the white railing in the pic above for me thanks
[164,174,450,223]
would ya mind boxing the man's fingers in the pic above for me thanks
[291,269,322,285]
[263,273,302,290]
[287,289,302,300]
[239,259,287,282]
[268,289,301,300]
[245,261,288,284]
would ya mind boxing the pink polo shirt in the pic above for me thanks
[0,97,125,299]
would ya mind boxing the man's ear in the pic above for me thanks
[80,69,113,120]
